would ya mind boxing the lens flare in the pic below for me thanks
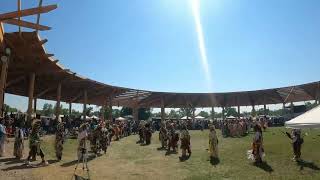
[191,0,212,92]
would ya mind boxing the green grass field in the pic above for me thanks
[28,127,320,180]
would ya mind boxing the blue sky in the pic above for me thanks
[1,0,320,112]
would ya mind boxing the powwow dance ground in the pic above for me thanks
[0,127,319,180]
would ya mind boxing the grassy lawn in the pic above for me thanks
[31,127,320,180]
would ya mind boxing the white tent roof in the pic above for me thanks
[81,115,92,120]
[91,115,99,119]
[195,115,205,119]
[116,117,127,121]
[226,116,236,119]
[181,116,191,120]
[285,105,320,129]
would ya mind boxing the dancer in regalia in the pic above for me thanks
[159,122,168,149]
[285,129,303,161]
[13,122,24,159]
[250,124,264,164]
[208,125,219,161]
[55,119,65,161]
[25,120,48,166]
[180,124,191,160]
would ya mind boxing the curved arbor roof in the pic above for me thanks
[2,32,320,108]
[0,1,319,109]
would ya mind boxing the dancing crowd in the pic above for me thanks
[0,114,305,168]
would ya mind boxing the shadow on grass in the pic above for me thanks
[140,143,150,146]
[210,157,220,166]
[254,161,274,173]
[297,160,320,171]
[0,157,17,163]
[1,164,34,171]
[157,147,167,151]
[179,155,190,162]
[48,159,60,164]
[4,158,23,165]
[165,150,178,156]
[60,155,96,167]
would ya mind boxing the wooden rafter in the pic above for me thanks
[0,5,57,20]
[36,0,43,34]
[18,0,21,34]
[2,19,51,31]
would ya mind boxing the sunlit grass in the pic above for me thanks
[35,127,320,180]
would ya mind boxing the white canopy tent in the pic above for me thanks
[91,115,99,119]
[226,115,236,119]
[181,116,191,120]
[285,105,320,129]
[195,115,205,120]
[116,117,127,121]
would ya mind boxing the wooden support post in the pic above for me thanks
[55,83,61,120]
[192,108,195,121]
[69,102,72,116]
[83,90,87,121]
[109,96,113,121]
[0,55,8,116]
[33,98,37,113]
[133,106,139,122]
[252,105,255,117]
[222,107,225,121]
[0,22,4,50]
[27,73,35,121]
[161,98,165,122]
[264,104,267,116]
[211,106,215,120]
[237,105,240,118]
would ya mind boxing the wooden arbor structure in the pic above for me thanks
[1,1,320,122]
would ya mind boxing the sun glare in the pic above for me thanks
[190,0,212,91]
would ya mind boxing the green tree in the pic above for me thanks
[168,109,179,119]
[305,102,317,110]
[4,104,18,113]
[178,107,194,118]
[198,111,209,118]
[85,107,93,116]
[71,109,82,117]
[225,107,238,117]
[112,109,121,118]
[138,108,151,120]
[42,103,54,116]
[120,107,132,117]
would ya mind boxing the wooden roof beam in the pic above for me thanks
[0,4,57,20]
[6,76,26,88]
[2,19,51,31]
[36,0,43,34]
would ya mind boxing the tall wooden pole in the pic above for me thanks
[264,104,267,116]
[252,105,255,117]
[222,106,225,121]
[192,108,195,121]
[237,105,240,118]
[211,106,215,120]
[27,73,35,121]
[133,106,139,122]
[109,96,113,121]
[33,98,37,113]
[161,98,165,122]
[55,83,61,120]
[0,56,8,116]
[69,102,72,116]
[83,90,87,121]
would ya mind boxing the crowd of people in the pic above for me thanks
[0,112,140,166]
[0,113,304,168]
